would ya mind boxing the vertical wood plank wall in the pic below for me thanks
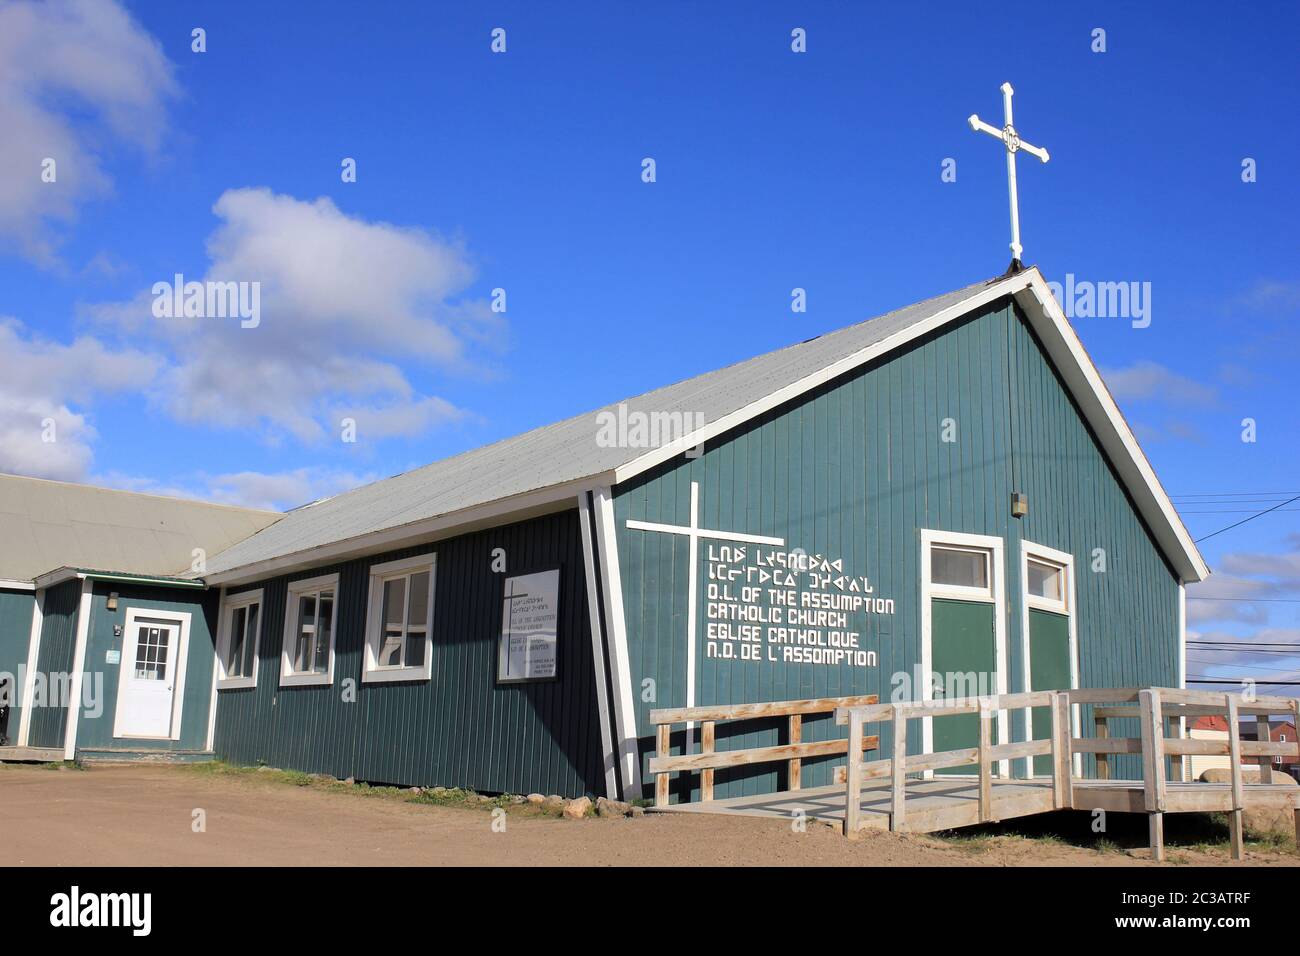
[213,510,606,797]
[27,578,82,749]
[615,297,1181,801]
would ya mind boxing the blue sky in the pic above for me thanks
[1,1,1297,688]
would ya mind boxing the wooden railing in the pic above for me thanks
[835,686,1300,858]
[648,695,880,806]
[835,690,1073,837]
[1068,686,1300,858]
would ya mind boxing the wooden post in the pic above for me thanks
[1094,713,1110,780]
[977,700,992,822]
[1256,715,1271,784]
[788,714,802,792]
[1138,689,1166,861]
[1050,692,1073,809]
[1291,700,1300,854]
[700,720,715,802]
[1167,715,1183,783]
[1226,695,1244,861]
[655,723,671,808]
[844,708,863,839]
[891,708,908,832]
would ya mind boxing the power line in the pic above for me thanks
[1187,596,1300,603]
[1173,491,1300,498]
[1188,678,1300,686]
[1194,493,1300,543]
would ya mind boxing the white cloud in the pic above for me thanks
[96,466,377,511]
[1101,360,1218,406]
[1187,539,1300,626]
[0,317,160,479]
[95,187,501,443]
[0,0,177,264]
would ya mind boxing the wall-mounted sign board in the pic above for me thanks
[498,568,560,682]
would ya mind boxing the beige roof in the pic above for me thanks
[0,473,281,582]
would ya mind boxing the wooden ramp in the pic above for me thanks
[648,686,1300,860]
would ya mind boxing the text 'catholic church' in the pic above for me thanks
[0,266,1207,803]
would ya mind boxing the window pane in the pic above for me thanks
[315,592,334,673]
[406,629,426,668]
[408,571,430,630]
[931,547,988,589]
[294,593,317,672]
[241,604,259,678]
[1027,559,1064,602]
[228,606,246,675]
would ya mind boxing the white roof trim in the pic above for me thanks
[613,267,1207,584]
[0,577,35,591]
[200,268,1206,587]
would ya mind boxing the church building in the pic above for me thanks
[0,266,1207,803]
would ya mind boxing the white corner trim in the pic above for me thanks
[16,587,45,747]
[592,485,642,798]
[919,529,1010,777]
[1018,540,1081,777]
[206,588,224,751]
[1177,581,1187,781]
[62,578,95,760]
[361,553,435,684]
[279,572,340,688]
[215,588,264,690]
[578,490,618,799]
[112,607,193,741]
[0,578,35,591]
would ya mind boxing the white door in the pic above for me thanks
[117,617,181,737]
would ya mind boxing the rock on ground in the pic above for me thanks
[562,796,593,819]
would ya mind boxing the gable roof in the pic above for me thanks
[0,473,280,584]
[203,267,1208,585]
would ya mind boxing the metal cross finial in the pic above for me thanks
[968,82,1050,267]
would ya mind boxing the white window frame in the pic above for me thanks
[1018,540,1080,777]
[363,553,435,683]
[279,572,340,687]
[919,529,1009,777]
[216,588,264,690]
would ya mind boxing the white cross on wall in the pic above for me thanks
[969,82,1050,265]
[626,481,785,749]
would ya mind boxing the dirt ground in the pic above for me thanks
[2,763,1296,867]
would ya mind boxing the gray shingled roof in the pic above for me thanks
[203,275,1003,576]
[0,474,280,581]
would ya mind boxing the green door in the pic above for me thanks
[1028,608,1071,776]
[930,598,997,775]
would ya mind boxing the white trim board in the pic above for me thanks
[16,587,45,747]
[111,607,193,741]
[279,572,341,687]
[919,529,1010,777]
[577,490,618,799]
[62,578,95,760]
[1017,540,1081,778]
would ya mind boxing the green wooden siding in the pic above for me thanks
[0,587,35,744]
[615,296,1181,801]
[213,510,606,797]
[28,579,82,749]
[74,582,219,753]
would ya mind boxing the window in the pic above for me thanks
[929,545,992,596]
[1025,555,1069,612]
[1026,558,1064,603]
[363,553,435,682]
[280,573,339,686]
[218,589,263,689]
[134,623,170,680]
